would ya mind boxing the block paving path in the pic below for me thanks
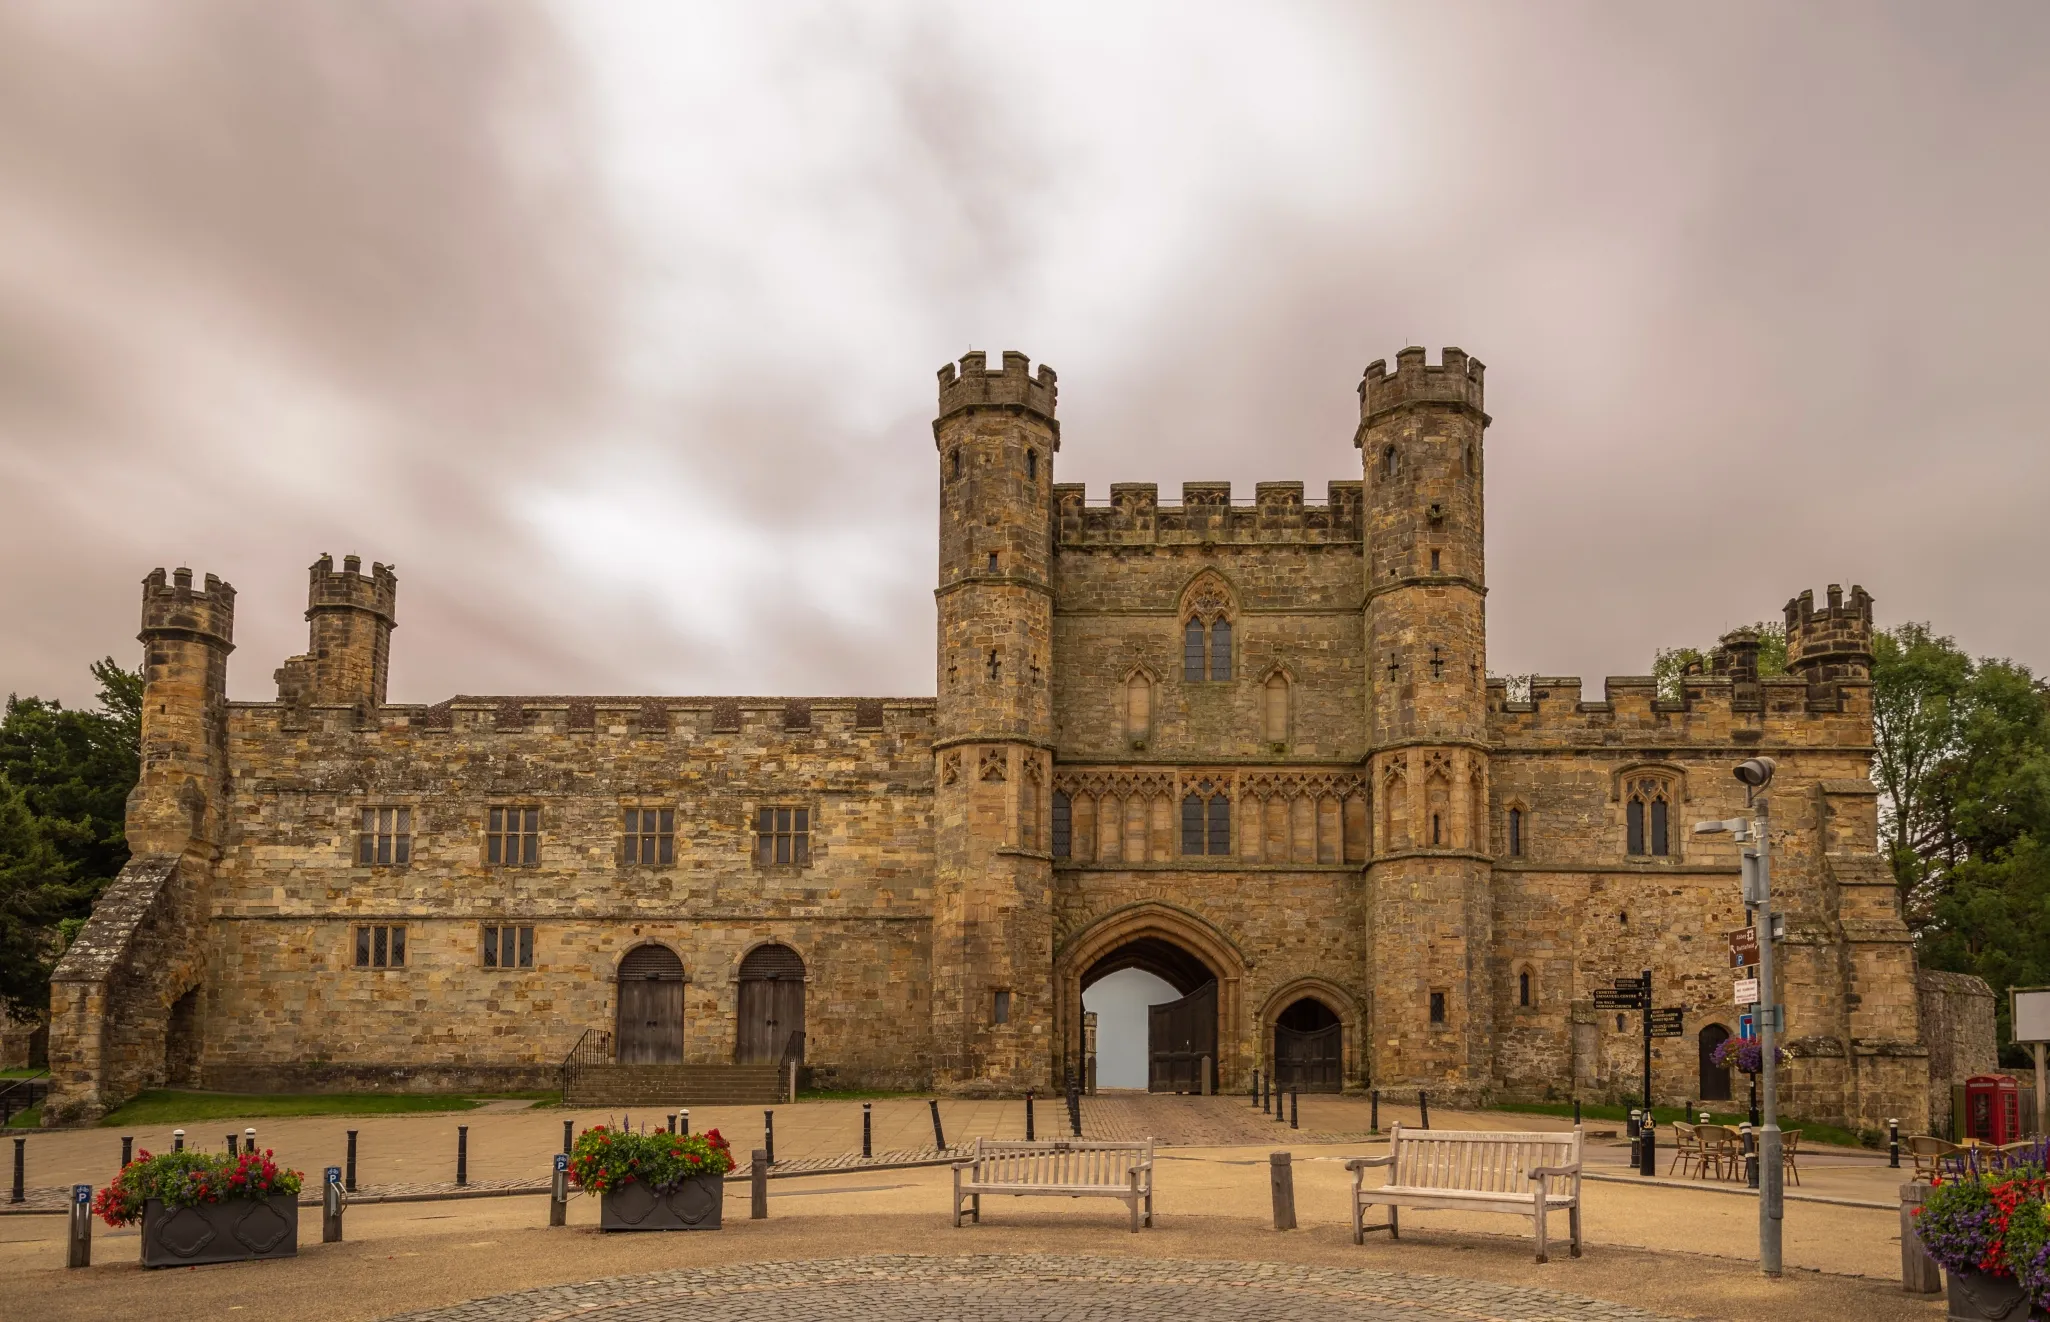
[385,1253,1682,1322]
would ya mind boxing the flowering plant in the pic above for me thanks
[567,1123,734,1196]
[92,1148,304,1227]
[1915,1142,2050,1304]
[1710,1038,1791,1075]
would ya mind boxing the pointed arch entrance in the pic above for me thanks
[1057,903,1247,1094]
[615,944,685,1063]
[736,943,806,1065]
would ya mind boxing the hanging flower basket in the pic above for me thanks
[1710,1038,1791,1076]
[94,1148,305,1268]
[568,1123,735,1232]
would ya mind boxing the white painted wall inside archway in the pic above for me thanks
[1083,967,1179,1089]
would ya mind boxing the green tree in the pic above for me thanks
[1651,622,1788,702]
[0,658,142,1020]
[1870,624,1974,913]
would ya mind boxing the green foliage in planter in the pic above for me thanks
[92,1147,304,1226]
[568,1123,734,1195]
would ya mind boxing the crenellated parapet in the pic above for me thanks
[276,553,399,712]
[1356,345,1487,434]
[934,350,1058,436]
[141,567,237,650]
[307,552,397,622]
[1786,584,1875,689]
[1053,480,1363,547]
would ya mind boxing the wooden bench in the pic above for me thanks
[1347,1123,1584,1263]
[951,1137,1155,1231]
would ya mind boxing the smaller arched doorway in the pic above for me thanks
[1698,1023,1733,1102]
[737,944,806,1064]
[616,945,686,1063]
[1273,997,1342,1092]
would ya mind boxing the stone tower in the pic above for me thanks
[1356,346,1494,1095]
[274,554,398,714]
[929,350,1059,1091]
[129,567,237,859]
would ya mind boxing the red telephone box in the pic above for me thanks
[1966,1075,2022,1144]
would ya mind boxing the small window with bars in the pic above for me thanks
[481,924,534,969]
[755,806,810,866]
[354,924,406,969]
[1429,990,1447,1024]
[487,807,540,867]
[357,807,412,866]
[622,808,674,867]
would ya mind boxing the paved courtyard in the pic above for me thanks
[385,1254,1680,1322]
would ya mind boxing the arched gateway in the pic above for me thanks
[1056,904,1247,1093]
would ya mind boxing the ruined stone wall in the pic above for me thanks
[199,698,936,1092]
[1919,969,1998,1136]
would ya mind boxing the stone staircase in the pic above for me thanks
[563,1063,786,1107]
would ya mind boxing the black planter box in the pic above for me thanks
[599,1174,725,1231]
[1949,1269,2050,1321]
[141,1194,300,1268]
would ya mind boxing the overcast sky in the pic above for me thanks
[3,1,2045,709]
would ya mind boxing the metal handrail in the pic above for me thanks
[0,1069,49,1126]
[559,1028,613,1097]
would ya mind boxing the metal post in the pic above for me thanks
[1419,1090,1430,1130]
[750,1150,768,1219]
[862,1102,872,1159]
[764,1110,775,1166]
[667,1114,676,1135]
[789,1059,799,1105]
[172,1129,184,1153]
[245,1127,256,1156]
[1261,1072,1269,1112]
[1251,1068,1260,1106]
[1752,796,1783,1277]
[1269,1152,1296,1230]
[928,1098,946,1151]
[1572,1098,1580,1127]
[323,1166,344,1243]
[346,1130,358,1192]
[1639,967,1656,1178]
[10,1137,23,1204]
[681,1109,690,1136]
[1025,1091,1035,1142]
[563,1119,574,1154]
[456,1125,468,1187]
[1742,1122,1758,1188]
[1069,1073,1082,1136]
[2037,1042,2048,1140]
[67,1184,92,1268]
[1627,1108,1639,1140]
[1370,1089,1380,1135]
[1290,1091,1299,1129]
[549,1154,568,1227]
[1889,1119,1901,1169]
[121,1136,133,1168]
[227,1134,237,1157]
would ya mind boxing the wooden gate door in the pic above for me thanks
[737,944,807,1064]
[1275,1023,1342,1092]
[615,945,685,1063]
[1147,980,1218,1093]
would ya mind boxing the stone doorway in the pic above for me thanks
[1698,1023,1733,1102]
[615,944,685,1063]
[736,944,806,1064]
[1273,997,1342,1092]
[1082,936,1220,1094]
[165,986,202,1088]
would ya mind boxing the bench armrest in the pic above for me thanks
[1346,1155,1393,1171]
[1528,1162,1581,1179]
[1127,1159,1154,1172]
[951,1160,978,1172]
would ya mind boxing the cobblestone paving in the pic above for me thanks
[385,1254,1681,1322]
[1079,1093,1379,1146]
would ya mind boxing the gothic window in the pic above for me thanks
[1184,617,1206,681]
[950,449,961,479]
[1026,449,1037,481]
[1431,812,1442,846]
[986,552,999,575]
[1180,784,1231,856]
[1507,806,1524,857]
[1382,445,1398,480]
[1263,672,1290,744]
[1518,968,1533,1008]
[1625,775,1675,857]
[621,807,674,867]
[1051,791,1072,859]
[1125,672,1153,742]
[486,807,539,867]
[357,806,411,866]
[1209,618,1232,680]
[1430,548,1442,573]
[755,806,811,866]
[1208,793,1230,855]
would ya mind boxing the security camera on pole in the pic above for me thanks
[1694,756,1782,1278]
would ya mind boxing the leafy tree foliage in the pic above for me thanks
[1652,622,1788,701]
[0,658,141,1020]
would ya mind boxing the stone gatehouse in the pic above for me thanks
[45,345,1973,1132]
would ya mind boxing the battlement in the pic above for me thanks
[935,350,1058,423]
[307,553,397,620]
[1785,584,1875,684]
[1358,346,1487,425]
[140,567,236,647]
[1052,480,1363,547]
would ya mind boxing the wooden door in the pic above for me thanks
[1275,1023,1342,1092]
[615,944,685,1063]
[1147,980,1218,1093]
[1698,1024,1733,1102]
[737,944,807,1064]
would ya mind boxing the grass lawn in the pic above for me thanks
[1488,1099,1875,1150]
[2,1067,45,1078]
[98,1090,496,1127]
[4,1104,41,1128]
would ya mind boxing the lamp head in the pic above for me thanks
[1733,757,1777,789]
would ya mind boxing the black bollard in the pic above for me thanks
[1889,1118,1901,1170]
[667,1114,676,1135]
[929,1098,947,1151]
[1419,1091,1430,1130]
[245,1127,257,1157]
[681,1109,690,1136]
[1252,1068,1261,1107]
[1370,1089,1380,1135]
[121,1136,133,1168]
[322,1166,344,1243]
[750,1150,769,1219]
[456,1125,468,1187]
[563,1118,574,1155]
[346,1130,358,1192]
[862,1102,873,1159]
[67,1184,92,1268]
[227,1134,237,1157]
[1261,1072,1270,1112]
[1290,1091,1299,1129]
[1025,1091,1035,1142]
[765,1110,776,1166]
[1573,1098,1581,1126]
[10,1137,23,1204]
[172,1129,185,1153]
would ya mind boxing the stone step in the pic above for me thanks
[564,1063,787,1107]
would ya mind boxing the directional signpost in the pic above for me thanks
[1729,926,1760,970]
[1648,1007,1685,1038]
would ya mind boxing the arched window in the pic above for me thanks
[1125,672,1153,743]
[951,450,961,479]
[1051,791,1071,858]
[1263,672,1290,743]
[1431,812,1442,846]
[1626,775,1675,857]
[1183,618,1206,681]
[1507,806,1524,857]
[1209,618,1232,681]
[1382,445,1397,479]
[1518,969,1532,1008]
[1180,786,1231,855]
[1026,449,1037,481]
